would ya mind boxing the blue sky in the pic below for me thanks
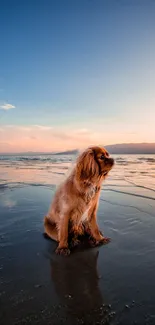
[0,0,155,152]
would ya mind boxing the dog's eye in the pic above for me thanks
[100,154,105,160]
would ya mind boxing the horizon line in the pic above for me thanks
[0,142,155,155]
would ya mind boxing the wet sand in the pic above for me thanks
[0,184,155,325]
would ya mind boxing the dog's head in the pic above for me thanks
[75,146,114,182]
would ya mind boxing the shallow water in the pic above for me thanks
[0,154,155,324]
[0,153,155,191]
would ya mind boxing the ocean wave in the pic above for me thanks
[138,157,155,163]
[52,172,65,175]
[0,181,56,190]
[0,155,72,163]
[116,161,128,165]
[0,183,9,189]
[8,157,57,163]
[124,178,155,193]
[100,198,155,217]
[116,160,142,165]
[103,188,155,201]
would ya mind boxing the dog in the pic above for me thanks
[44,146,114,256]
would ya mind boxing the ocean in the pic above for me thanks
[0,153,155,195]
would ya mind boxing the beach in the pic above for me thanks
[0,154,155,325]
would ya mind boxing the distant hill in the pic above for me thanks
[1,143,155,155]
[105,143,155,154]
[55,143,155,155]
[55,149,79,155]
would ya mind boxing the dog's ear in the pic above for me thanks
[75,148,97,181]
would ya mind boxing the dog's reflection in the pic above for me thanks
[49,245,104,321]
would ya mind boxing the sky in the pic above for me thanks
[0,0,155,153]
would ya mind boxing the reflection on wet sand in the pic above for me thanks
[48,244,114,324]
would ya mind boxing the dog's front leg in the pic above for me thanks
[88,202,110,246]
[56,215,70,256]
[69,225,81,248]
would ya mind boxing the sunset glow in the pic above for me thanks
[0,1,155,153]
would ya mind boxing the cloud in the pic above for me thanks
[2,125,14,128]
[32,125,53,130]
[2,125,53,131]
[0,124,104,153]
[0,103,15,110]
[29,136,37,140]
[0,142,12,146]
[50,128,97,143]
[73,128,89,134]
[19,126,31,131]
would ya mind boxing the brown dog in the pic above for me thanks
[44,146,114,255]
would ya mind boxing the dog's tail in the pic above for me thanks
[44,216,58,242]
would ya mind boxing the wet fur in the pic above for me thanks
[44,146,114,255]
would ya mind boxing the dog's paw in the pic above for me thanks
[99,237,111,245]
[70,238,80,248]
[88,237,98,247]
[88,236,111,247]
[55,247,70,256]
